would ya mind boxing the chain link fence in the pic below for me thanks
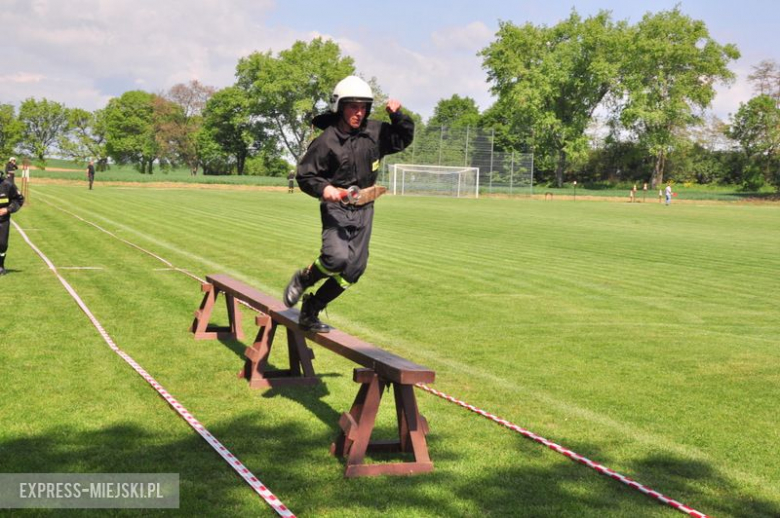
[380,126,534,196]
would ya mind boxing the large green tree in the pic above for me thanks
[481,10,626,186]
[58,108,109,169]
[104,90,159,173]
[236,38,355,161]
[0,104,23,161]
[428,95,481,129]
[18,98,68,165]
[728,95,780,190]
[200,86,260,175]
[618,7,739,187]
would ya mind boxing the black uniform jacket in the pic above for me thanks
[296,110,414,199]
[0,177,24,223]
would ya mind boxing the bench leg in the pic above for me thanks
[332,369,433,477]
[239,315,318,389]
[332,370,384,465]
[394,383,431,463]
[191,283,244,340]
[287,328,317,379]
[191,283,217,339]
[225,293,244,341]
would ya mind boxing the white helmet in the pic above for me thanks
[329,76,373,113]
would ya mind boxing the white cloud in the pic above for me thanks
[332,22,495,120]
[8,73,46,84]
[710,62,758,121]
[0,2,500,121]
[0,0,302,109]
[430,21,494,52]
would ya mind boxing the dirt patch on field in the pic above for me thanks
[28,166,84,173]
[31,177,286,192]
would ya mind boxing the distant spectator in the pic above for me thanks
[665,182,673,205]
[86,160,96,190]
[287,172,295,194]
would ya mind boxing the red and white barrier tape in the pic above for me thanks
[415,383,708,518]
[13,221,295,518]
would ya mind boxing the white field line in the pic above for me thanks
[29,192,732,516]
[11,220,295,518]
[35,193,271,292]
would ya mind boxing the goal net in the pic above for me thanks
[389,164,480,198]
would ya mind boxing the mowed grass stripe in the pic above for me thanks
[36,185,322,292]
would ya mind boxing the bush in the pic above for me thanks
[243,153,293,177]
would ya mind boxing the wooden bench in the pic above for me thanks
[191,273,435,477]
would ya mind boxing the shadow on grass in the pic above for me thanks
[216,335,246,359]
[0,417,317,517]
[4,407,778,517]
[630,453,780,518]
[262,377,342,429]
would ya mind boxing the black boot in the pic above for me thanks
[284,267,315,307]
[299,294,330,333]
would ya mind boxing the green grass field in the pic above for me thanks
[2,180,779,517]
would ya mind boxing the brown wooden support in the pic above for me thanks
[191,283,244,340]
[238,313,318,388]
[331,368,433,477]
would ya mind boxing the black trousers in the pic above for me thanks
[0,219,10,267]
[318,202,374,284]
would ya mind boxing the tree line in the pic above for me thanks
[0,7,778,190]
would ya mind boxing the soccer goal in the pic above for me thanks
[389,164,480,198]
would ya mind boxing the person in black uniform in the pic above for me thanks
[283,75,414,332]
[4,157,18,184]
[0,172,25,275]
[287,171,295,194]
[86,159,96,190]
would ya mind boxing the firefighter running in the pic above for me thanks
[283,75,414,332]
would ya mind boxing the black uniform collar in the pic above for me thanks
[311,111,369,133]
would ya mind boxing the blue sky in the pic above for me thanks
[2,0,777,122]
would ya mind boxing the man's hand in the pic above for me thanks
[386,99,402,114]
[0,208,8,216]
[322,185,343,202]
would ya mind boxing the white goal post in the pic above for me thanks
[389,164,480,198]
